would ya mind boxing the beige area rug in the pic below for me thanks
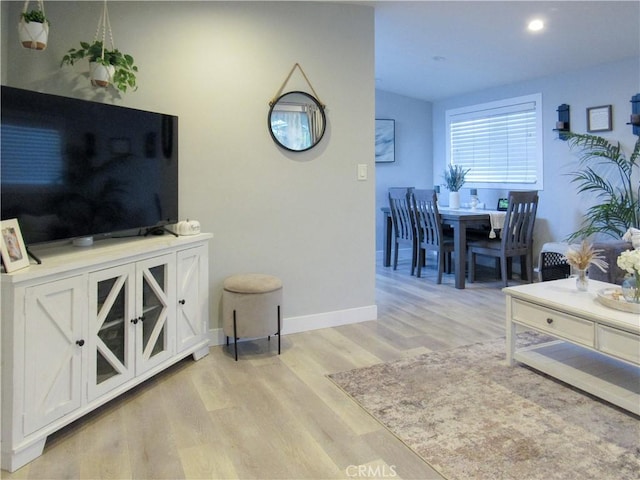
[328,334,640,480]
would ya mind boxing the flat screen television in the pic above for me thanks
[1,86,179,247]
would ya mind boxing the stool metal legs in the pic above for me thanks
[228,305,281,361]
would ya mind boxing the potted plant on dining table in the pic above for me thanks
[443,164,469,209]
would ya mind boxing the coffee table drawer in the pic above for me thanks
[511,299,595,346]
[597,325,640,365]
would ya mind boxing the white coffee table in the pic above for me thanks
[504,278,640,415]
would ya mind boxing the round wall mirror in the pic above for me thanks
[268,91,326,152]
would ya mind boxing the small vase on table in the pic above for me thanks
[575,268,588,292]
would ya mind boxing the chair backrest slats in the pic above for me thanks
[502,191,539,253]
[388,187,415,242]
[412,189,443,248]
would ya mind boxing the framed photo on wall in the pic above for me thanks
[375,119,395,163]
[587,105,612,132]
[1,218,30,273]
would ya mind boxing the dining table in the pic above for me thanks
[382,206,506,289]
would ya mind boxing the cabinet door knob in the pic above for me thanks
[76,339,85,347]
[131,318,139,325]
[546,318,553,324]
[138,315,145,322]
[179,299,186,305]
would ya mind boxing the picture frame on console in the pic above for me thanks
[0,218,30,273]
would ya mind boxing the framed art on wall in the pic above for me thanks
[375,119,395,163]
[1,218,30,273]
[587,105,612,132]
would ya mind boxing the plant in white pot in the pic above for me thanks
[19,6,50,50]
[60,40,138,93]
[443,164,469,209]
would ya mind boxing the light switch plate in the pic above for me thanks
[357,164,368,180]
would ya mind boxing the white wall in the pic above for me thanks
[374,89,432,254]
[1,1,377,335]
[432,56,640,259]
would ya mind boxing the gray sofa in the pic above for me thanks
[589,241,633,285]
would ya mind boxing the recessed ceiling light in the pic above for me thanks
[528,19,544,32]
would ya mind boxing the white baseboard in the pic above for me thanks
[209,304,378,345]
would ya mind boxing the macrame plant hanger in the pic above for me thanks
[91,0,116,87]
[19,0,49,50]
[95,0,116,64]
[269,63,326,109]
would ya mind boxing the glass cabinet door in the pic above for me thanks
[89,264,136,399]
[135,255,175,373]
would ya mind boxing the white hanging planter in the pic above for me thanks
[19,0,49,50]
[90,62,115,88]
[19,20,48,50]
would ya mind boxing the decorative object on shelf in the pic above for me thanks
[268,63,326,152]
[627,93,640,136]
[60,0,138,93]
[562,240,608,291]
[375,119,395,163]
[617,249,640,303]
[18,0,49,50]
[564,132,640,241]
[553,103,570,140]
[0,218,30,273]
[586,105,612,132]
[443,164,469,209]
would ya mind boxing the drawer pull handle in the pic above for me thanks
[546,318,553,324]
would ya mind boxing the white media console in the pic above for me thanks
[1,233,213,472]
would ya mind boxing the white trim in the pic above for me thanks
[209,304,378,345]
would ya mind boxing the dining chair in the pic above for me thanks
[388,187,417,275]
[411,189,454,283]
[467,190,539,287]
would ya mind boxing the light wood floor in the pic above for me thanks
[4,258,511,480]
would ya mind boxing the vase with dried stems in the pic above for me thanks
[563,240,609,291]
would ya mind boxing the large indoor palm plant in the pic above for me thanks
[565,132,640,241]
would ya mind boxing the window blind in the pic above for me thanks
[446,94,542,187]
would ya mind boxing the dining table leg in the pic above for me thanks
[450,218,467,289]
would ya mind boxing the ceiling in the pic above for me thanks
[363,1,640,102]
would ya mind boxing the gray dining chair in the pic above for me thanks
[411,189,454,283]
[467,190,539,287]
[388,187,417,275]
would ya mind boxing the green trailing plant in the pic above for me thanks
[21,9,49,25]
[61,41,138,93]
[443,164,470,192]
[564,131,640,241]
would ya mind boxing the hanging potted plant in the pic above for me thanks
[443,164,470,209]
[18,1,50,50]
[60,1,138,94]
[61,41,138,92]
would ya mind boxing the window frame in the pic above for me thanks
[445,93,543,190]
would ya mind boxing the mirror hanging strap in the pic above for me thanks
[270,63,326,109]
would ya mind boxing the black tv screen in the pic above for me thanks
[1,86,179,246]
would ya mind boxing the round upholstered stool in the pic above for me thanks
[222,273,283,361]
